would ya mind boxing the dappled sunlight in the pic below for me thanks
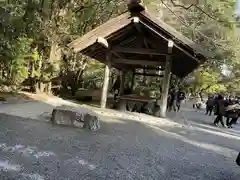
[167,105,240,141]
[0,160,21,172]
[99,113,239,160]
[191,123,240,138]
[149,125,238,159]
[101,116,129,124]
[93,107,181,128]
[188,124,240,141]
[64,157,97,171]
[20,92,80,107]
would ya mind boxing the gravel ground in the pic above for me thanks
[0,100,239,180]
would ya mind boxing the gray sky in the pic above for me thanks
[237,0,240,15]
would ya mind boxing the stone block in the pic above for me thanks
[51,105,100,131]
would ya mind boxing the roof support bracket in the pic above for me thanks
[96,37,109,48]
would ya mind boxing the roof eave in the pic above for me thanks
[68,12,132,53]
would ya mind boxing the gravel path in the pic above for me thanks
[0,99,239,179]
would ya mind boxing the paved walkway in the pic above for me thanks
[0,100,239,180]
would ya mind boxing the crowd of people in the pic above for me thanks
[167,88,240,129]
[205,95,240,128]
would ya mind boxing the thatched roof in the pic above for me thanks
[69,2,213,78]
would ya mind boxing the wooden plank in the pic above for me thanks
[137,66,165,71]
[134,72,163,77]
[119,97,154,103]
[120,97,149,103]
[112,47,168,56]
[113,58,164,66]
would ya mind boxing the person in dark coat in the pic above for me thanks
[168,89,176,112]
[213,95,227,127]
[112,76,120,100]
[175,88,185,112]
[205,96,214,115]
[231,97,240,125]
[225,97,240,128]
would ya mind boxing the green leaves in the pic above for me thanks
[189,68,226,94]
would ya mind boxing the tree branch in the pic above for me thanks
[170,0,193,10]
[199,84,212,93]
[167,0,228,23]
[74,2,99,13]
[194,5,224,23]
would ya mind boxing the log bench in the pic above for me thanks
[116,94,160,116]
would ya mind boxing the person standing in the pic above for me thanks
[112,76,120,100]
[205,96,214,115]
[213,95,227,127]
[225,97,239,128]
[176,88,185,112]
[194,95,202,110]
[168,88,177,112]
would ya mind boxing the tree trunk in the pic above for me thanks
[142,69,146,84]
[29,61,35,92]
[8,61,12,82]
[39,82,45,93]
[2,69,6,79]
[69,60,86,96]
[30,78,36,92]
[47,82,52,95]
[70,85,77,96]
[35,82,40,94]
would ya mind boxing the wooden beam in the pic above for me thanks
[119,71,125,95]
[134,72,163,77]
[133,17,151,50]
[113,64,165,71]
[141,66,165,71]
[119,36,137,46]
[139,20,201,63]
[131,69,135,91]
[112,47,168,56]
[133,18,154,63]
[96,37,126,60]
[112,63,133,70]
[113,58,164,66]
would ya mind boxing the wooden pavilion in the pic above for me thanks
[68,0,213,117]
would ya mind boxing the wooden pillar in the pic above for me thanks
[159,40,173,117]
[119,70,125,96]
[131,69,135,91]
[100,52,111,108]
